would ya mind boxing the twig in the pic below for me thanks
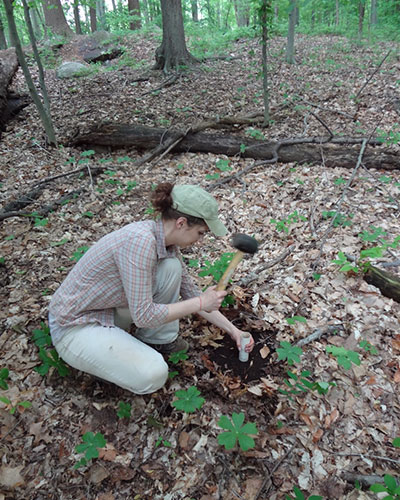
[355,50,392,99]
[296,324,345,347]
[319,446,400,466]
[310,111,334,138]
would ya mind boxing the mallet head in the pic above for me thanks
[232,233,258,255]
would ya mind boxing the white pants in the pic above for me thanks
[50,258,182,394]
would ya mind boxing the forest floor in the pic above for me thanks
[1,29,400,500]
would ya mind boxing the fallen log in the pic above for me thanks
[70,123,398,170]
[364,265,400,303]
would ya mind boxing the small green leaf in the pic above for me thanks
[172,386,204,413]
[392,437,400,447]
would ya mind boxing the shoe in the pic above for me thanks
[151,337,189,354]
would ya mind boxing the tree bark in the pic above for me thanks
[0,14,7,50]
[286,0,296,64]
[364,266,400,303]
[154,0,198,72]
[0,48,22,130]
[73,0,83,35]
[42,0,74,37]
[70,123,398,170]
[128,0,141,30]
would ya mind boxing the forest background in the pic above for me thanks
[0,1,400,499]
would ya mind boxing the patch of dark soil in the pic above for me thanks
[209,328,279,382]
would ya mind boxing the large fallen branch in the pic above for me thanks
[70,123,398,170]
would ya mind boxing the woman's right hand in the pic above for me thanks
[200,286,227,313]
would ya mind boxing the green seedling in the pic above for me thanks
[279,369,336,400]
[0,368,9,390]
[74,432,106,469]
[245,127,264,140]
[322,210,353,227]
[35,347,70,377]
[270,211,307,234]
[155,436,172,448]
[172,386,205,414]
[359,339,378,355]
[117,401,132,419]
[370,474,400,499]
[333,177,347,185]
[277,341,303,365]
[0,397,32,415]
[32,322,52,348]
[168,349,188,365]
[393,438,400,448]
[331,252,359,273]
[82,211,94,218]
[70,246,89,262]
[285,486,323,500]
[0,256,4,264]
[217,412,258,451]
[215,159,232,172]
[286,316,307,325]
[326,346,360,370]
[50,238,68,247]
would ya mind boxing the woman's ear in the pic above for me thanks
[176,217,187,229]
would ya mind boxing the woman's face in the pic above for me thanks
[176,220,208,248]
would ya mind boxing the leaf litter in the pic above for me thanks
[0,32,399,499]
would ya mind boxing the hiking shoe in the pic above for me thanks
[151,337,189,355]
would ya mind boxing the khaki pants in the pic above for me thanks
[49,258,182,394]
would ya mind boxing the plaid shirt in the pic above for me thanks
[49,219,200,328]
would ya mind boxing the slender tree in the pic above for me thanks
[3,0,57,145]
[42,0,74,37]
[285,0,297,64]
[233,0,250,27]
[90,4,97,31]
[259,0,272,126]
[73,0,83,34]
[154,0,197,72]
[128,0,141,30]
[370,0,378,25]
[191,0,198,22]
[358,0,366,40]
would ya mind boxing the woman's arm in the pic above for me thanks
[166,286,226,323]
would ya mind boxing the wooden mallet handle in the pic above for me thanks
[216,234,258,291]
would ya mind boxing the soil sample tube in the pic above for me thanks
[239,333,251,362]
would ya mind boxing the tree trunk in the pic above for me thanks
[286,0,296,64]
[73,0,83,35]
[0,48,21,130]
[96,0,108,30]
[42,0,73,37]
[0,14,7,50]
[191,0,198,22]
[358,0,366,40]
[153,0,197,72]
[70,123,398,170]
[335,0,340,25]
[233,0,250,27]
[128,0,141,30]
[90,6,97,32]
[260,0,271,125]
[370,0,378,25]
[1,0,57,145]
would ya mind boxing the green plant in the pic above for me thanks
[74,432,106,469]
[326,346,360,369]
[370,474,400,499]
[217,412,258,451]
[245,127,264,140]
[168,349,188,365]
[279,369,336,400]
[393,438,400,448]
[322,210,353,227]
[270,211,308,234]
[0,368,9,390]
[198,253,235,307]
[32,322,52,348]
[0,396,32,415]
[286,316,307,325]
[285,486,323,500]
[277,341,303,365]
[35,348,70,377]
[359,339,378,355]
[155,435,172,448]
[117,401,132,419]
[172,386,205,414]
[70,246,89,262]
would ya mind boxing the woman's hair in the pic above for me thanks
[151,182,205,227]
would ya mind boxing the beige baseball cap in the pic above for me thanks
[171,185,228,237]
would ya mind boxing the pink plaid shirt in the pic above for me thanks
[49,219,200,328]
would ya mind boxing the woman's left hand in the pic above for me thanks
[229,328,255,352]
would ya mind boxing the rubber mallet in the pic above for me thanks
[216,233,258,291]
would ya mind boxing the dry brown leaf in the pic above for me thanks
[312,429,324,443]
[88,464,110,484]
[325,408,339,429]
[0,465,25,488]
[96,493,115,500]
[259,345,270,358]
[178,430,190,451]
[392,335,400,351]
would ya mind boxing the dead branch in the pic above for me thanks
[296,324,345,347]
[356,49,392,99]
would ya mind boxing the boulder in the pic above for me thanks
[56,61,91,79]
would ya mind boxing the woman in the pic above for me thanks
[49,183,254,395]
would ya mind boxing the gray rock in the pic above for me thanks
[56,61,91,79]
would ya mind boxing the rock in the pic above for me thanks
[56,61,91,79]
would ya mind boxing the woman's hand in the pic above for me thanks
[229,327,255,352]
[200,286,227,313]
